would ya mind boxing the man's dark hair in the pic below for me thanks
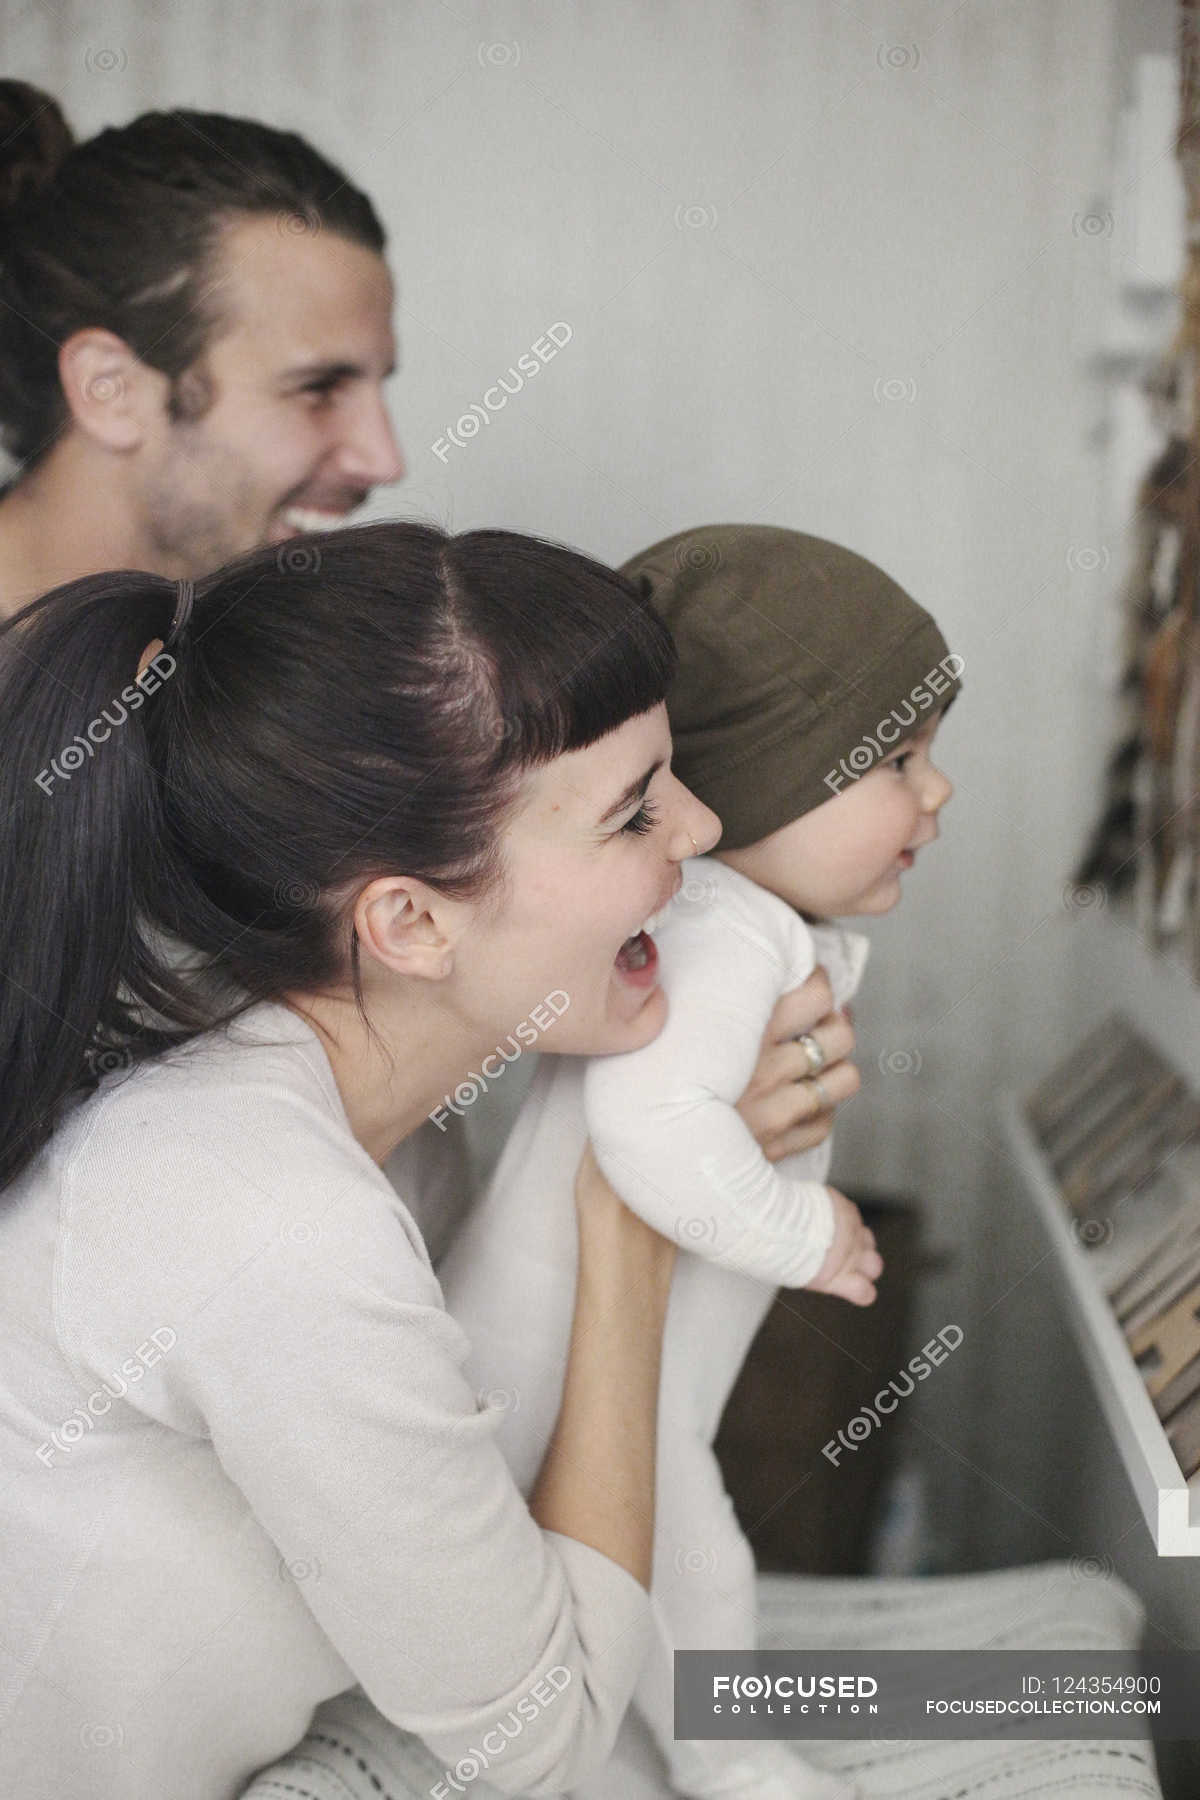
[0,81,386,468]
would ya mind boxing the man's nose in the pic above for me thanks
[339,390,406,487]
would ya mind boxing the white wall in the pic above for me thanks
[7,0,1190,1574]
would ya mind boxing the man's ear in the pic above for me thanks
[57,328,160,453]
[352,876,463,982]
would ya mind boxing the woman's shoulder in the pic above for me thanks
[47,1002,438,1345]
[51,1001,353,1187]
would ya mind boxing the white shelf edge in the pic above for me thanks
[999,1092,1200,1556]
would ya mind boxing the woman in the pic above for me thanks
[0,522,851,1800]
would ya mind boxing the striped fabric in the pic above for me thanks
[240,1562,1162,1800]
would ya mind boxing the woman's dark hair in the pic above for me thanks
[0,520,678,1193]
[0,80,385,468]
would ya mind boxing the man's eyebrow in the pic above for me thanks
[277,358,396,386]
[597,759,663,826]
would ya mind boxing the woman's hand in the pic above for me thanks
[735,966,860,1163]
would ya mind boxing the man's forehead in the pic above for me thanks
[206,213,396,373]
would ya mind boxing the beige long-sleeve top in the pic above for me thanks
[0,1002,651,1800]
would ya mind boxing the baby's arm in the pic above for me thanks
[585,864,869,1291]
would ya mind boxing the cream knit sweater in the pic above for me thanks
[0,1002,650,1800]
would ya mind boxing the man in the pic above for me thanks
[0,83,476,1262]
[0,82,404,615]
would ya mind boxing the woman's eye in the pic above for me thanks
[887,752,912,773]
[619,799,660,837]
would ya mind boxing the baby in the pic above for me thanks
[441,525,958,1800]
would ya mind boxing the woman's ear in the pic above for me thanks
[352,876,461,982]
[57,328,156,453]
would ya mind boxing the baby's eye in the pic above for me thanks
[619,799,660,836]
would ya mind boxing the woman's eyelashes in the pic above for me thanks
[619,797,661,837]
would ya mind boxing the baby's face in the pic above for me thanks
[716,715,952,917]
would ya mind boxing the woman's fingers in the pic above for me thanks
[758,1053,861,1130]
[741,1055,861,1156]
[763,967,834,1043]
[765,1013,855,1084]
[736,968,861,1159]
[762,1117,834,1160]
[753,1058,861,1161]
[815,1057,862,1108]
[804,1009,855,1069]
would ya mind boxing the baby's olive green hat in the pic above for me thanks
[620,524,960,851]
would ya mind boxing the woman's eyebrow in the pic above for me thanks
[597,759,663,825]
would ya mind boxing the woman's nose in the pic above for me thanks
[668,785,721,859]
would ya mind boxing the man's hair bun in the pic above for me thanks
[0,82,74,216]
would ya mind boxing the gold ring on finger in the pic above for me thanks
[795,1031,827,1076]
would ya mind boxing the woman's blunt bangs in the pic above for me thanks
[442,531,678,765]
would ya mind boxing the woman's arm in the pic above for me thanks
[529,1145,674,1589]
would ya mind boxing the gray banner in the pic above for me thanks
[674,1652,1199,1739]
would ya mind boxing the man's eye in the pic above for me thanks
[887,752,912,773]
[620,799,660,836]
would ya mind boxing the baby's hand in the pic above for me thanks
[807,1188,883,1306]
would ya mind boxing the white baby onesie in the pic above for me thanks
[440,857,868,1800]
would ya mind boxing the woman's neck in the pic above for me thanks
[283,982,488,1165]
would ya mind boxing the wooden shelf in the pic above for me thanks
[1000,1093,1200,1556]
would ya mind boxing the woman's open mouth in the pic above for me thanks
[612,873,680,989]
[614,929,659,988]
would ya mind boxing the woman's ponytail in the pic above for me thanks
[0,523,679,1199]
[0,572,181,1190]
[0,81,73,217]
